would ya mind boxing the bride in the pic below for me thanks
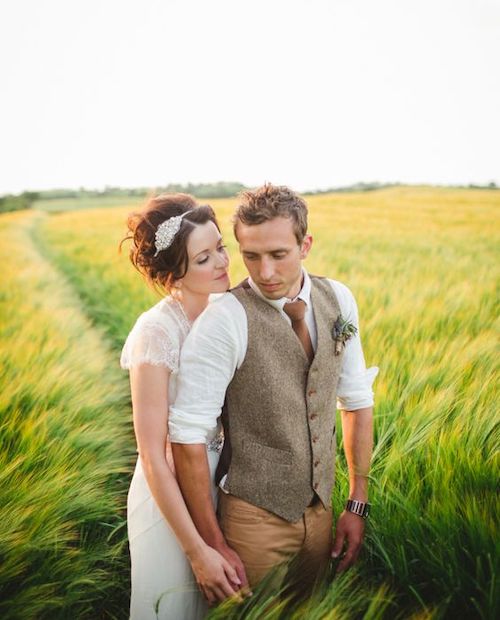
[120,193,244,619]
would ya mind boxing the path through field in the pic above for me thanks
[0,210,133,619]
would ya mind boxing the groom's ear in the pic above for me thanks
[300,234,313,259]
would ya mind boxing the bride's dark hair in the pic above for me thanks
[120,193,220,294]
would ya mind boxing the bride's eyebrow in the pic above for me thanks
[192,249,209,259]
[192,236,223,259]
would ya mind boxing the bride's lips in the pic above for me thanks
[215,272,229,281]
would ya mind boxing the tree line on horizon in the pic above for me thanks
[0,180,497,214]
[0,182,247,214]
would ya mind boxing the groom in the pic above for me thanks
[170,184,376,601]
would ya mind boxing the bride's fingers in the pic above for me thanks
[211,584,230,603]
[222,560,241,589]
[223,567,251,598]
[200,585,216,606]
[218,575,241,599]
[200,577,235,604]
[235,562,249,588]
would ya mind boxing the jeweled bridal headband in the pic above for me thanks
[154,210,193,256]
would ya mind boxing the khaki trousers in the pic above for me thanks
[218,493,333,595]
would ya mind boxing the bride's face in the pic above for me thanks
[179,220,230,295]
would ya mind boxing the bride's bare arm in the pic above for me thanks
[171,443,248,589]
[129,363,241,604]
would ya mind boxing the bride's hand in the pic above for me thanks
[189,544,243,606]
[214,542,250,593]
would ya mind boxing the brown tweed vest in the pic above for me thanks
[217,276,344,522]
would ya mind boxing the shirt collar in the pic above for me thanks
[248,268,311,312]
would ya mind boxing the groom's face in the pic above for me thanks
[236,216,312,300]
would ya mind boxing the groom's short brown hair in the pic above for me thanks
[233,183,308,244]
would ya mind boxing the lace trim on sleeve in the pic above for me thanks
[120,319,180,372]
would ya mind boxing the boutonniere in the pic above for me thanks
[332,315,357,355]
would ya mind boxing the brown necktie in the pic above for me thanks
[283,299,314,363]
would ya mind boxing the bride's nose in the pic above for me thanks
[216,250,229,268]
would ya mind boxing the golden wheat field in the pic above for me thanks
[0,186,498,619]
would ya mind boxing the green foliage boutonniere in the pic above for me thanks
[332,315,357,355]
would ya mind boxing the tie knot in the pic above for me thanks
[283,299,307,323]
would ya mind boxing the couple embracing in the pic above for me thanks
[120,184,378,619]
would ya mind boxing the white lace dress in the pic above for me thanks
[120,296,222,620]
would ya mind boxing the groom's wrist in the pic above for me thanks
[345,498,371,519]
[204,530,226,549]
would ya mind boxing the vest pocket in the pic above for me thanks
[243,439,293,465]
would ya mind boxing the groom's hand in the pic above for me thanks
[331,510,365,573]
[215,541,251,596]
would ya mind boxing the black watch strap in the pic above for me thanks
[345,499,371,519]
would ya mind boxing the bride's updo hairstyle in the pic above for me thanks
[121,193,220,293]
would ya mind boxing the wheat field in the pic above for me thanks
[0,187,498,619]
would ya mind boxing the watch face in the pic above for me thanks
[346,499,370,518]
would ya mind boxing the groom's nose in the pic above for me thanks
[259,257,275,281]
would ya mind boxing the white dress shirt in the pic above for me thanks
[169,269,378,444]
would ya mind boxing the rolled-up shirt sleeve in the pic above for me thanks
[169,295,245,444]
[330,280,379,411]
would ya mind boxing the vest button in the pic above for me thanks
[314,460,320,467]
[310,413,318,420]
[308,389,317,397]
[312,436,318,443]
[314,482,319,490]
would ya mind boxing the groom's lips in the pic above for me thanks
[260,282,281,291]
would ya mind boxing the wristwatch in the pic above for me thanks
[345,498,371,519]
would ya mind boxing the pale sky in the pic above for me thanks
[1,0,499,195]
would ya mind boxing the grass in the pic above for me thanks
[1,186,498,618]
[0,210,134,619]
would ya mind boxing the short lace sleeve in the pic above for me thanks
[120,318,180,372]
